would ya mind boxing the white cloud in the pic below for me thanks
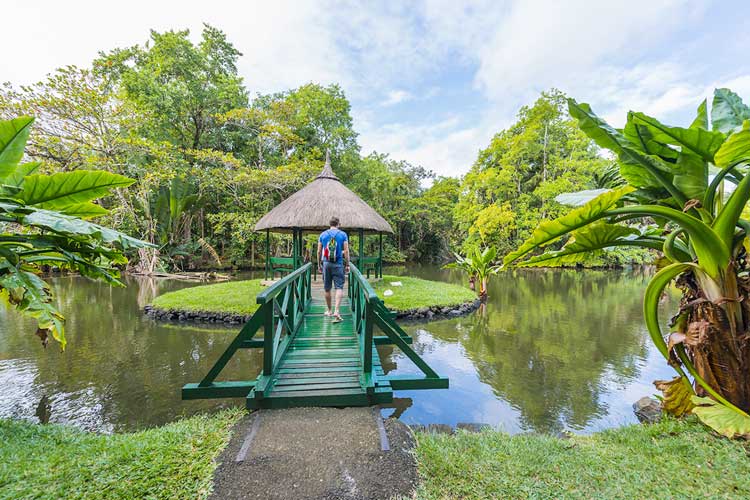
[4,0,748,179]
[382,90,413,106]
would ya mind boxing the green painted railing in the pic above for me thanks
[348,263,448,392]
[183,262,312,400]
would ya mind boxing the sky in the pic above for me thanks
[4,0,750,178]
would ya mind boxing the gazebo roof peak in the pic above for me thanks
[317,150,338,180]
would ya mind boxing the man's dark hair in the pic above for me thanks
[329,217,340,227]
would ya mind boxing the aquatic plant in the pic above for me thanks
[505,89,750,438]
[444,246,500,301]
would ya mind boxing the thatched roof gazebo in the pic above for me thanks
[255,153,393,279]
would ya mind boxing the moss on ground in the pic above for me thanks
[0,409,243,500]
[372,275,476,312]
[414,417,750,500]
[150,279,265,315]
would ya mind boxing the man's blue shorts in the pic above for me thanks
[323,261,345,291]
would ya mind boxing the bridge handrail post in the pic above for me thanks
[348,263,377,388]
[257,262,312,386]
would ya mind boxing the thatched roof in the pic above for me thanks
[254,153,394,234]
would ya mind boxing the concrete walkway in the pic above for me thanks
[210,407,417,500]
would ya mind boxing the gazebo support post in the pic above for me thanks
[378,233,383,279]
[264,229,270,280]
[358,228,364,273]
[292,229,300,270]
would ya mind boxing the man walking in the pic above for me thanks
[318,217,350,323]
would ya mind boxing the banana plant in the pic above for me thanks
[0,116,151,348]
[504,89,750,438]
[445,246,500,301]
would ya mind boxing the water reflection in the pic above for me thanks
[378,267,677,433]
[0,267,676,434]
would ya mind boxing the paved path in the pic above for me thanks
[210,407,417,500]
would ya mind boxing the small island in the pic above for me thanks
[145,275,477,323]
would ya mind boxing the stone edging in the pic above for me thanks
[143,305,251,324]
[393,298,481,321]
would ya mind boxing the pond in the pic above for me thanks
[0,265,676,434]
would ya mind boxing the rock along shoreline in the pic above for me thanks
[392,298,481,321]
[143,297,480,325]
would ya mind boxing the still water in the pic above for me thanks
[0,266,676,434]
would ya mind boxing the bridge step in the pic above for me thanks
[247,310,393,409]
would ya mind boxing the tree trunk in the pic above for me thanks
[676,268,750,411]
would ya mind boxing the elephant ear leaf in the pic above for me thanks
[673,153,708,202]
[0,116,34,180]
[568,99,682,200]
[692,396,750,438]
[714,121,750,168]
[711,88,750,134]
[690,99,708,130]
[516,222,641,267]
[629,112,725,163]
[17,170,135,211]
[504,185,634,266]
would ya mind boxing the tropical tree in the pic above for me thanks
[0,116,150,348]
[445,247,500,301]
[504,89,750,437]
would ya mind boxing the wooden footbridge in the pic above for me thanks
[182,263,448,408]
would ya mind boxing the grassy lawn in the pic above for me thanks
[150,279,265,315]
[373,275,476,312]
[0,409,243,500]
[150,275,475,315]
[414,418,750,500]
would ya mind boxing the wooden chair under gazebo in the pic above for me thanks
[255,153,393,280]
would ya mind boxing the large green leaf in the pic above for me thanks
[0,262,66,348]
[713,163,750,248]
[18,170,135,210]
[568,100,684,202]
[554,189,610,206]
[59,202,110,219]
[714,121,750,168]
[692,396,750,438]
[21,207,152,250]
[623,120,679,160]
[0,117,34,180]
[711,88,750,134]
[629,112,726,162]
[690,99,708,130]
[517,222,643,267]
[672,153,708,202]
[4,162,40,189]
[503,185,634,266]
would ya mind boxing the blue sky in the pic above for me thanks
[5,0,750,177]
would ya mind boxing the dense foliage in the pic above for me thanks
[0,25,457,271]
[0,117,149,348]
[505,89,750,437]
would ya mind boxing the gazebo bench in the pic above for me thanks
[351,256,382,279]
[270,257,295,278]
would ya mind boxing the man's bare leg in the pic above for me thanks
[334,289,344,315]
[325,290,332,315]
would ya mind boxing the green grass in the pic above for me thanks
[414,418,750,500]
[150,279,265,315]
[150,275,475,315]
[0,409,243,500]
[372,275,476,312]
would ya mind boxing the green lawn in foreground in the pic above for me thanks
[151,279,265,315]
[0,409,243,500]
[372,275,475,312]
[414,418,750,499]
